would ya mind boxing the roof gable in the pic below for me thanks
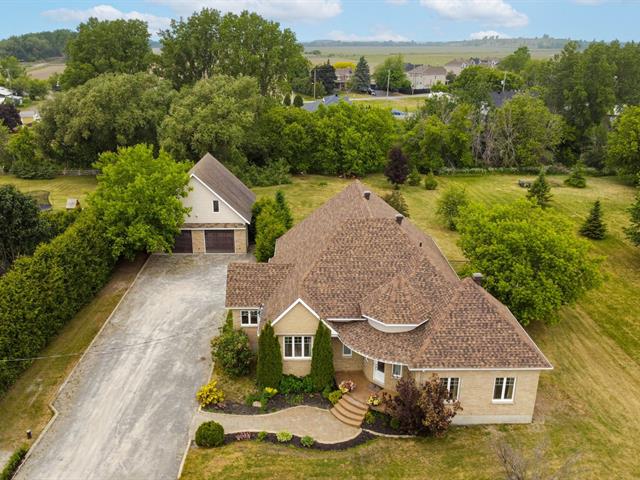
[190,153,255,223]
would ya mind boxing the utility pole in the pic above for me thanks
[313,67,317,99]
[386,69,390,98]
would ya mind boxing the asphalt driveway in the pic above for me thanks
[17,254,247,480]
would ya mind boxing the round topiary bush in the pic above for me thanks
[195,421,225,448]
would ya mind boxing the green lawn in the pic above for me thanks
[0,175,97,210]
[182,174,640,479]
[0,255,146,458]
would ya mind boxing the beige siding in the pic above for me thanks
[332,338,364,372]
[273,302,319,376]
[183,176,246,224]
[234,228,248,254]
[412,370,541,424]
[272,302,319,336]
[191,230,205,253]
[231,309,258,351]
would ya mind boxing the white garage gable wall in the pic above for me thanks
[183,176,246,224]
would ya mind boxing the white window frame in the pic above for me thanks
[342,344,352,357]
[392,364,402,379]
[441,377,460,402]
[492,377,516,403]
[212,200,219,213]
[240,310,259,327]
[283,336,313,359]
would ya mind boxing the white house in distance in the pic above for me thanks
[174,153,255,254]
[406,65,447,90]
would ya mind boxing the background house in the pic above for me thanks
[406,65,447,91]
[334,67,353,90]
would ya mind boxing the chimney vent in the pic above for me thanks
[395,214,404,225]
[363,190,371,200]
[472,272,484,286]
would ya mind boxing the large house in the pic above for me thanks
[406,65,447,90]
[226,182,552,425]
[174,153,255,254]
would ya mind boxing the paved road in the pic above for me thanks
[17,254,248,480]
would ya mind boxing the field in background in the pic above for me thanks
[0,175,97,209]
[25,58,65,80]
[305,45,562,68]
[181,173,640,479]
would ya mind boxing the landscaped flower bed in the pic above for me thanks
[211,430,376,451]
[203,392,332,415]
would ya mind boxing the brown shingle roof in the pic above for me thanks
[225,181,551,370]
[190,153,256,223]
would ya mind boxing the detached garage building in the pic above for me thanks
[175,153,255,254]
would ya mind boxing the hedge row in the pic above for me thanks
[0,212,115,393]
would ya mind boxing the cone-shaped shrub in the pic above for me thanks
[527,169,552,208]
[256,322,282,388]
[580,200,606,240]
[310,322,334,391]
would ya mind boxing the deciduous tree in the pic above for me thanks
[61,18,152,88]
[373,55,410,92]
[458,200,602,325]
[384,190,410,217]
[90,144,191,259]
[436,185,468,230]
[607,105,640,176]
[624,189,640,246]
[0,104,20,131]
[384,146,409,186]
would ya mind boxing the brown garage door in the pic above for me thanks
[205,230,234,253]
[173,230,193,253]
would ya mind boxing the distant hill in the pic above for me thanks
[0,29,76,61]
[303,36,588,50]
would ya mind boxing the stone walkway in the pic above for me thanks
[194,406,361,444]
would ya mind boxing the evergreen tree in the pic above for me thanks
[624,189,640,246]
[580,200,606,239]
[275,190,293,229]
[527,170,553,208]
[312,61,337,95]
[565,161,587,188]
[283,93,291,106]
[352,56,371,92]
[293,94,304,107]
[383,190,410,217]
[309,322,334,391]
[384,146,410,187]
[256,322,282,389]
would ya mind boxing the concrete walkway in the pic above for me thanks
[194,406,361,444]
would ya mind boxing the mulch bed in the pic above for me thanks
[221,430,376,451]
[361,411,408,436]
[205,393,332,415]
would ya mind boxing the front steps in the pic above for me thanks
[330,393,368,427]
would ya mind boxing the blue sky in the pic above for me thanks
[0,0,638,42]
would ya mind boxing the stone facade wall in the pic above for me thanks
[191,230,205,253]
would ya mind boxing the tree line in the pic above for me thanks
[0,29,74,61]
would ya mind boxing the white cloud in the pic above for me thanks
[420,0,528,27]
[42,4,171,34]
[149,0,342,22]
[327,28,409,42]
[469,30,510,39]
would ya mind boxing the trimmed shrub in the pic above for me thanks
[210,316,253,377]
[565,161,587,188]
[293,94,304,107]
[0,445,28,480]
[436,185,468,230]
[256,322,282,388]
[300,435,315,448]
[424,171,438,190]
[0,212,115,393]
[278,374,315,394]
[257,431,267,441]
[407,167,422,186]
[327,390,342,405]
[196,380,225,408]
[383,190,410,217]
[195,421,225,448]
[276,431,293,443]
[364,411,375,425]
[309,322,334,391]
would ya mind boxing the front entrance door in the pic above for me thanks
[373,360,385,385]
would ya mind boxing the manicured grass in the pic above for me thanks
[0,175,97,210]
[0,255,146,456]
[182,174,640,479]
[355,96,426,112]
[211,365,257,404]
